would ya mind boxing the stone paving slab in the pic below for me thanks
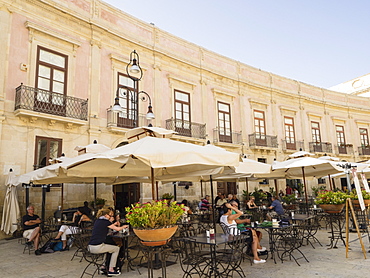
[0,227,369,278]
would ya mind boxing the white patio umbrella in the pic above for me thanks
[125,126,177,143]
[1,169,20,235]
[272,156,344,213]
[63,136,240,199]
[18,141,114,213]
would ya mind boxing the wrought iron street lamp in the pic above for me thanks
[111,50,154,126]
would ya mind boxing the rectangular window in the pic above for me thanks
[254,110,266,146]
[174,90,191,136]
[311,121,322,152]
[360,128,369,147]
[218,102,232,143]
[336,125,346,154]
[311,121,321,143]
[116,73,137,128]
[34,136,62,170]
[35,47,68,116]
[284,116,296,150]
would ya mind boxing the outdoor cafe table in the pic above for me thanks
[109,230,135,271]
[323,212,346,249]
[185,233,246,278]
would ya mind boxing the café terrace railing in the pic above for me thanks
[248,133,278,148]
[281,140,304,152]
[15,84,88,121]
[358,146,370,156]
[165,118,206,139]
[334,144,353,155]
[308,142,333,154]
[213,128,242,144]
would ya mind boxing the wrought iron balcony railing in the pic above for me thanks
[309,142,332,153]
[248,133,278,148]
[165,118,206,139]
[107,108,150,129]
[15,84,88,121]
[334,144,353,155]
[281,140,304,151]
[358,146,370,156]
[213,128,242,144]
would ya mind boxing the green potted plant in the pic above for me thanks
[90,198,106,209]
[125,200,184,243]
[315,190,349,213]
[248,188,267,206]
[349,189,370,209]
[282,194,297,210]
[162,192,174,201]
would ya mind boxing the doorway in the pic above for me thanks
[113,183,140,215]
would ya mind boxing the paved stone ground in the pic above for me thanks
[0,227,369,278]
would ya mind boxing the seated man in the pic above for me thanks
[267,196,285,220]
[199,195,211,211]
[22,205,42,255]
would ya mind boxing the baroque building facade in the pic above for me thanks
[1,0,370,237]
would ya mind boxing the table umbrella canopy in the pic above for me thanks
[1,170,20,235]
[125,126,177,143]
[18,152,119,185]
[212,158,272,180]
[272,157,344,178]
[64,136,240,179]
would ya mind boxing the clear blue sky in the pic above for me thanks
[104,0,370,89]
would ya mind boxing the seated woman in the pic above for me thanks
[220,203,266,264]
[88,208,128,277]
[181,199,193,216]
[246,196,258,210]
[54,207,92,250]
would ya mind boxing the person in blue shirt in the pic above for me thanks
[267,196,285,220]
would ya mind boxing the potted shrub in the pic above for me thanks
[315,190,349,213]
[125,200,184,243]
[282,194,297,210]
[90,198,106,209]
[349,190,370,209]
[162,192,174,201]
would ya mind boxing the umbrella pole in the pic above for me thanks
[156,181,159,201]
[302,167,309,215]
[210,175,217,230]
[173,182,177,202]
[245,178,249,197]
[41,184,47,226]
[61,184,64,214]
[151,168,155,200]
[200,180,203,197]
[25,184,30,210]
[328,174,333,191]
[94,177,97,211]
[274,179,278,198]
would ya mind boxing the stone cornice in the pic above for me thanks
[25,21,81,47]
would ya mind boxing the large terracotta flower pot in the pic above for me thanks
[352,199,370,210]
[319,204,345,213]
[133,226,178,242]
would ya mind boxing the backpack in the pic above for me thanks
[40,239,55,253]
[53,241,63,251]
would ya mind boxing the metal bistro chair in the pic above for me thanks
[219,222,257,265]
[177,238,209,278]
[275,224,309,266]
[71,225,91,262]
[79,235,107,278]
[214,234,249,278]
